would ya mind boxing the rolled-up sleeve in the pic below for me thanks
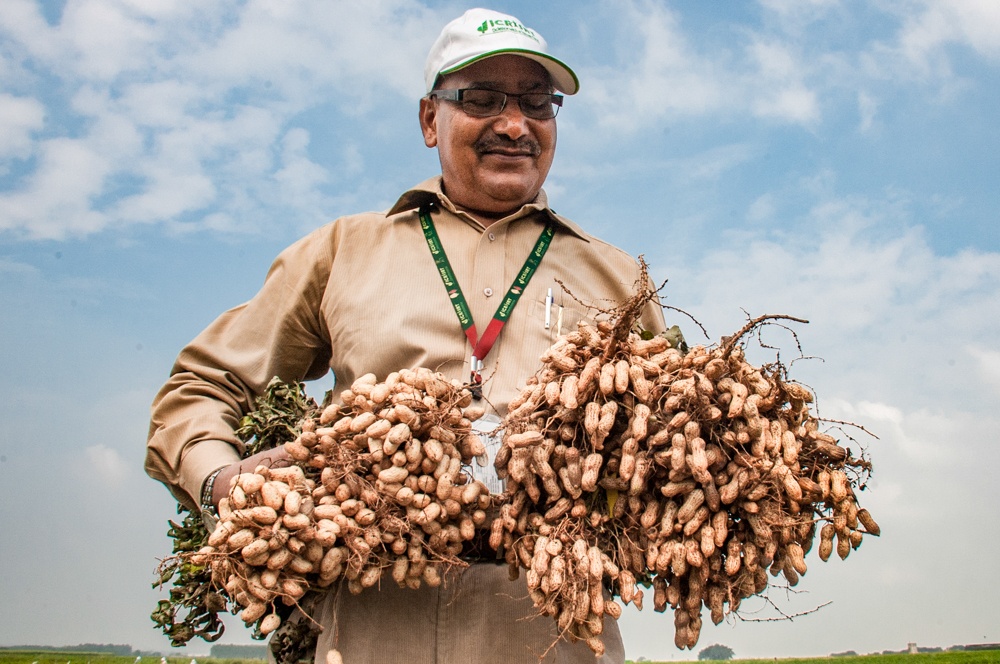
[145,224,336,508]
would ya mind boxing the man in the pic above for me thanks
[146,8,664,663]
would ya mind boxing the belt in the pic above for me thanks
[459,510,505,564]
[459,530,505,564]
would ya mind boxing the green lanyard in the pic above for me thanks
[419,204,554,388]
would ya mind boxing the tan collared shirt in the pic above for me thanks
[146,176,665,509]
[146,177,666,663]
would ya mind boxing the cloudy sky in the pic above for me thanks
[1,0,998,660]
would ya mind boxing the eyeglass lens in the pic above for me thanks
[459,89,560,119]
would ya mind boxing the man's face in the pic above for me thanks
[419,55,557,222]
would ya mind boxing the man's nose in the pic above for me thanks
[491,99,530,139]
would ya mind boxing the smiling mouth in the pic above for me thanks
[483,150,534,158]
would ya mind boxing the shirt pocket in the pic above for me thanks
[527,292,592,346]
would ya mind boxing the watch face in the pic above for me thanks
[200,508,219,532]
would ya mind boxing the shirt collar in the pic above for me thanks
[386,176,590,242]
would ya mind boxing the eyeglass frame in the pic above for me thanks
[425,88,564,120]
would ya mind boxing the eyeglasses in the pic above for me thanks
[427,88,563,120]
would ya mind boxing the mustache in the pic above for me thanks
[474,135,541,156]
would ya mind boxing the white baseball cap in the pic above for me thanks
[424,8,579,95]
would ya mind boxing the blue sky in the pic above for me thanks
[1,0,998,660]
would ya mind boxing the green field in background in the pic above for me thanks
[3,650,1000,664]
[0,655,259,664]
[691,653,1000,664]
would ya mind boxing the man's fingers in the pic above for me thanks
[212,447,293,507]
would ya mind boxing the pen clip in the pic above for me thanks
[545,288,553,329]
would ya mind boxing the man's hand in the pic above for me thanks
[210,447,292,509]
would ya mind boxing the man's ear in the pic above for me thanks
[419,97,438,148]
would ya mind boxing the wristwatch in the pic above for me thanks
[200,467,224,531]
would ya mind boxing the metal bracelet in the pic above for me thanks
[200,467,224,514]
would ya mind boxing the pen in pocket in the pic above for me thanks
[545,287,553,329]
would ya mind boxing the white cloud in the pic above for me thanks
[586,1,727,127]
[716,194,997,346]
[680,143,757,181]
[0,0,444,240]
[585,0,1000,138]
[171,2,438,106]
[584,1,830,131]
[0,137,112,237]
[748,193,778,223]
[114,79,206,129]
[62,0,161,80]
[655,183,1000,474]
[857,90,878,132]
[868,556,922,586]
[84,443,129,485]
[0,257,40,276]
[752,84,820,124]
[967,344,1000,397]
[115,167,217,223]
[862,0,1000,90]
[826,398,953,467]
[745,38,822,124]
[898,0,1000,65]
[7,0,994,240]
[0,93,45,159]
[759,0,841,18]
[270,127,336,226]
[0,0,62,63]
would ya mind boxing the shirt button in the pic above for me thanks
[488,232,496,241]
[484,287,494,297]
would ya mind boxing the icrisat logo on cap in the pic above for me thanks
[476,18,540,43]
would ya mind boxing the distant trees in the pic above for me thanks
[76,644,137,656]
[698,643,735,661]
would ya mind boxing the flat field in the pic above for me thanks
[0,655,256,664]
[699,654,1000,664]
[2,652,998,664]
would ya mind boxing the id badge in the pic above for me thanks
[468,413,506,495]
